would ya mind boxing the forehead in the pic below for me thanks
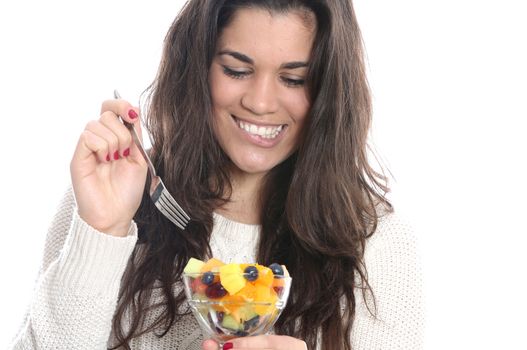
[216,7,316,62]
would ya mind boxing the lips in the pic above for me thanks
[232,115,287,139]
[231,115,288,147]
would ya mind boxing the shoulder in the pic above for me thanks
[366,209,420,260]
[351,209,425,348]
[363,208,423,294]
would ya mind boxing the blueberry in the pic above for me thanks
[269,263,284,276]
[244,315,260,331]
[201,272,215,285]
[244,266,259,281]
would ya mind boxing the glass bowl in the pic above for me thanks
[182,271,292,345]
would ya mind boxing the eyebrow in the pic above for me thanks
[218,50,308,69]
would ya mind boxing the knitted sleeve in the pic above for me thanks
[350,212,425,349]
[9,187,138,349]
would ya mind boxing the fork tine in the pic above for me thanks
[152,178,191,221]
[158,193,189,226]
[159,190,191,220]
[155,201,187,230]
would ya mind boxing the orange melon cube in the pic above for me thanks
[200,258,225,273]
[255,265,273,287]
[220,293,245,315]
[253,283,278,315]
[272,277,285,287]
[236,282,258,302]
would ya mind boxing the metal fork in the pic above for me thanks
[114,90,190,230]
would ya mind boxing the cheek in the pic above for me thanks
[283,91,310,124]
[209,69,225,108]
[209,68,241,109]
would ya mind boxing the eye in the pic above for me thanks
[281,76,305,88]
[222,66,250,79]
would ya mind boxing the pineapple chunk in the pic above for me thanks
[219,263,246,295]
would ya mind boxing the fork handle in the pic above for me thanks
[114,90,158,177]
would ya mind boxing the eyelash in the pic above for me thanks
[221,66,305,88]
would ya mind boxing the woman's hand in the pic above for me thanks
[202,335,307,350]
[70,99,148,237]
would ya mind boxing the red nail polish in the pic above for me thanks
[128,109,138,119]
[106,154,111,162]
[223,342,233,350]
[113,151,120,160]
[123,148,130,157]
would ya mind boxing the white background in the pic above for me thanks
[0,0,525,348]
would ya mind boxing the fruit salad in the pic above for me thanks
[182,257,291,337]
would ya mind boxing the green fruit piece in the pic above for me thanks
[184,258,205,274]
[222,314,242,331]
[220,264,246,295]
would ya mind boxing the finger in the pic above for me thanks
[100,98,140,125]
[73,129,111,164]
[226,347,273,350]
[101,98,144,148]
[99,111,133,159]
[85,119,120,161]
[201,339,219,350]
[230,335,271,348]
[230,335,306,350]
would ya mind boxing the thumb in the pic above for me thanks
[201,339,220,350]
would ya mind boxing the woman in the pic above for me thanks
[10,0,423,349]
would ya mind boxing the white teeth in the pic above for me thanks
[257,126,266,136]
[237,119,284,139]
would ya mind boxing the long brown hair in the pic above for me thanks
[110,1,391,349]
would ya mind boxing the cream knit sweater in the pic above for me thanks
[9,187,424,349]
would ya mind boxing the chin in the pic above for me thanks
[231,157,280,176]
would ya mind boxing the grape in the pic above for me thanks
[244,266,259,281]
[205,282,227,299]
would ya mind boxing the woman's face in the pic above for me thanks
[209,8,315,177]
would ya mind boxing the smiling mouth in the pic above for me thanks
[232,115,287,139]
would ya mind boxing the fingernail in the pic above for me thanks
[106,154,111,162]
[223,343,233,350]
[123,148,130,157]
[128,109,138,119]
[113,151,120,160]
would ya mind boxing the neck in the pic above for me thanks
[216,167,266,225]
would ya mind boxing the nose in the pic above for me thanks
[241,74,279,116]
